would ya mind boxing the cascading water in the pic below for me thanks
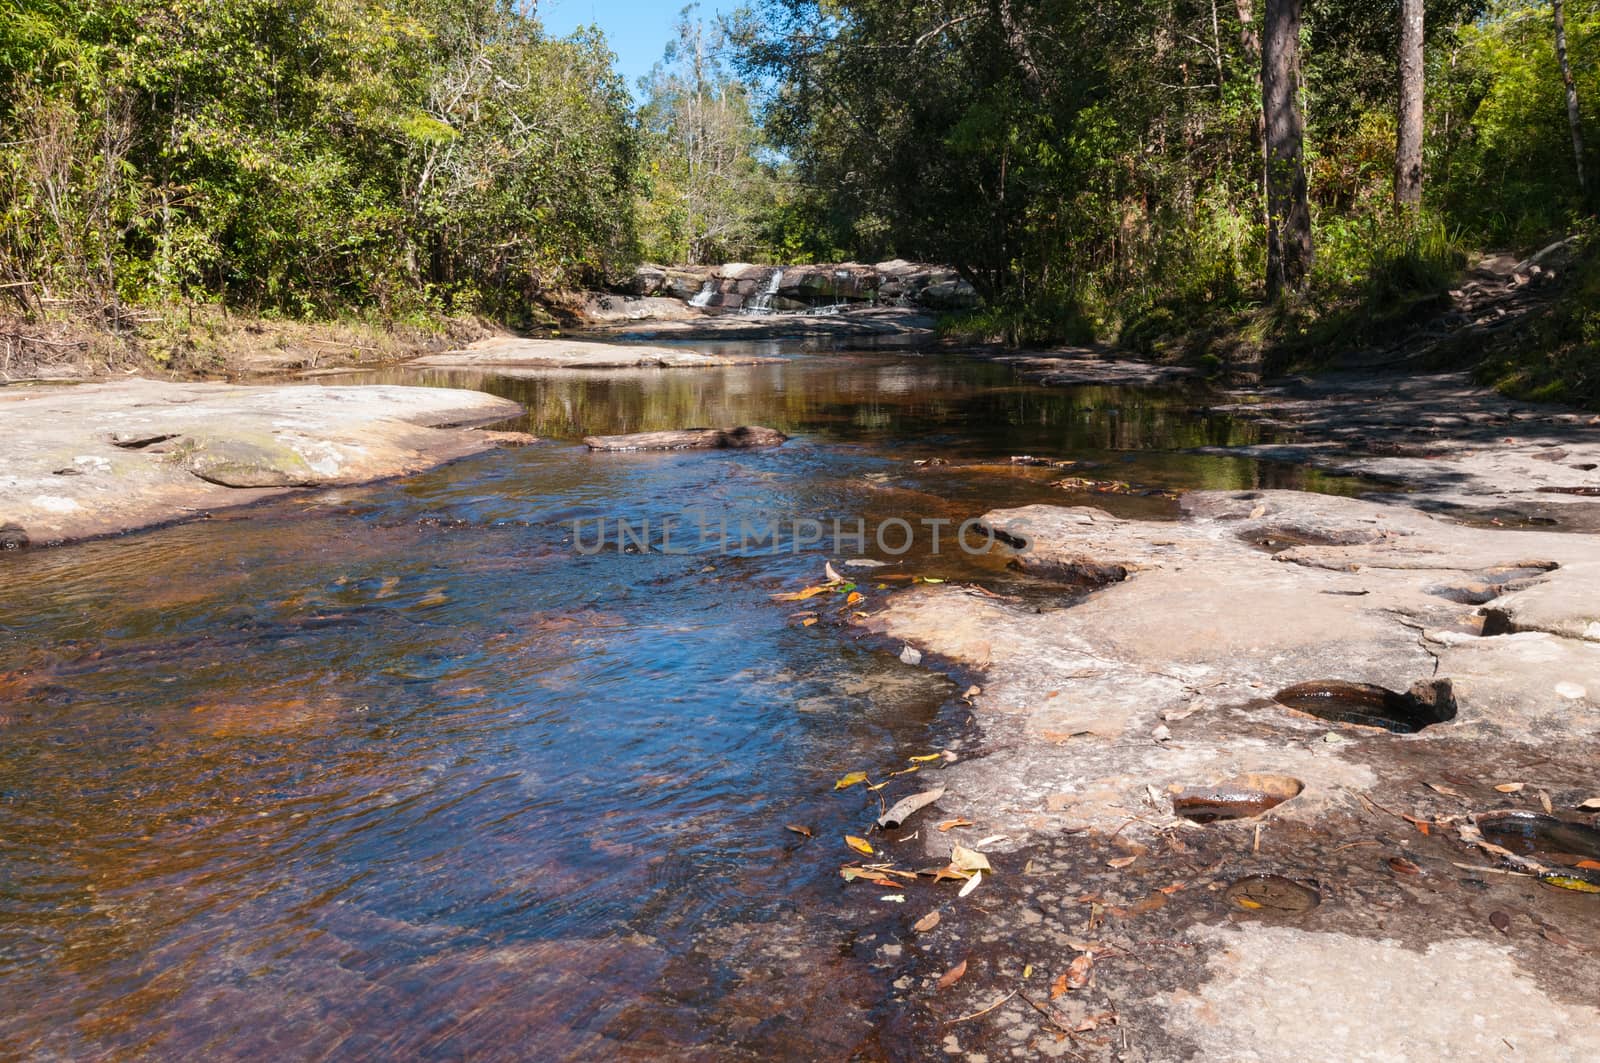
[689,280,715,308]
[745,268,785,313]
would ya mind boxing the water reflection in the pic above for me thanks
[0,351,1375,1057]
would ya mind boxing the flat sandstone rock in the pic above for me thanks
[413,336,777,370]
[0,378,523,546]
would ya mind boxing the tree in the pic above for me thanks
[639,6,770,264]
[1263,0,1313,297]
[1551,0,1587,198]
[1395,0,1425,207]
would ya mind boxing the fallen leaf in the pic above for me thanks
[936,959,968,990]
[1065,952,1094,989]
[1576,859,1600,871]
[880,894,906,903]
[1248,504,1267,519]
[937,818,973,832]
[958,869,983,897]
[1495,782,1526,793]
[772,585,830,602]
[845,591,863,605]
[878,787,947,829]
[825,562,844,583]
[1542,875,1600,893]
[923,864,972,883]
[1426,782,1465,799]
[867,780,893,792]
[785,824,812,838]
[908,753,944,763]
[845,835,875,856]
[899,645,922,665]
[802,617,819,627]
[913,911,941,933]
[834,771,869,790]
[950,845,991,872]
[975,834,1007,848]
[1388,856,1423,875]
[1578,797,1600,811]
[888,765,921,777]
[1050,973,1070,999]
[1539,790,1554,813]
[1106,855,1138,869]
[964,685,982,698]
[1023,964,1033,978]
[920,577,946,584]
[1490,910,1512,934]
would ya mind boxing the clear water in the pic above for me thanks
[0,349,1373,1058]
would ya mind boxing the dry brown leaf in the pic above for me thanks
[1490,910,1512,935]
[1426,782,1465,798]
[913,911,940,933]
[1495,782,1526,793]
[1049,972,1070,999]
[1106,855,1138,869]
[936,959,968,990]
[1578,797,1600,811]
[1388,856,1423,875]
[1065,952,1094,989]
[1540,790,1554,813]
[785,824,812,838]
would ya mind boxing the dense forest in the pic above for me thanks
[0,0,1595,360]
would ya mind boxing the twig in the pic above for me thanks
[1016,989,1092,1059]
[1451,861,1534,878]
[944,989,1017,1025]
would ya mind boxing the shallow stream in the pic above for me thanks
[0,346,1373,1057]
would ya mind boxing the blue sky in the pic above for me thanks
[537,0,741,96]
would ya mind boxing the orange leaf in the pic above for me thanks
[1065,952,1094,989]
[913,911,940,933]
[1576,859,1600,871]
[1050,973,1070,999]
[936,959,967,990]
[937,818,973,832]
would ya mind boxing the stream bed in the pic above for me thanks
[0,347,1375,1057]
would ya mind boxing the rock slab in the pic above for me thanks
[0,378,522,545]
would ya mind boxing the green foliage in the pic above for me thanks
[1476,231,1600,406]
[0,0,643,319]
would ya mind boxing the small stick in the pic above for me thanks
[945,989,1017,1025]
[1450,862,1534,878]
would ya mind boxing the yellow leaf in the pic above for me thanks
[1541,875,1600,893]
[846,591,863,605]
[846,835,875,855]
[908,753,943,763]
[1234,896,1263,909]
[834,771,869,790]
[772,585,830,602]
[951,844,991,872]
[802,617,819,627]
[1495,782,1525,793]
[920,577,946,584]
[1023,964,1033,978]
[888,765,920,777]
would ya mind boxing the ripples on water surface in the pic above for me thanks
[0,349,1369,1058]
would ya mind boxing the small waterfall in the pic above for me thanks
[688,280,715,308]
[745,268,784,313]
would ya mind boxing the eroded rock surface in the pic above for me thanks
[856,489,1600,1058]
[0,379,522,544]
[413,335,777,370]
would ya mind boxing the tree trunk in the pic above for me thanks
[1395,0,1425,209]
[1552,0,1588,198]
[1262,0,1313,298]
[1235,0,1267,220]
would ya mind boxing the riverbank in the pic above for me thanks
[843,361,1600,1059]
[0,379,524,546]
